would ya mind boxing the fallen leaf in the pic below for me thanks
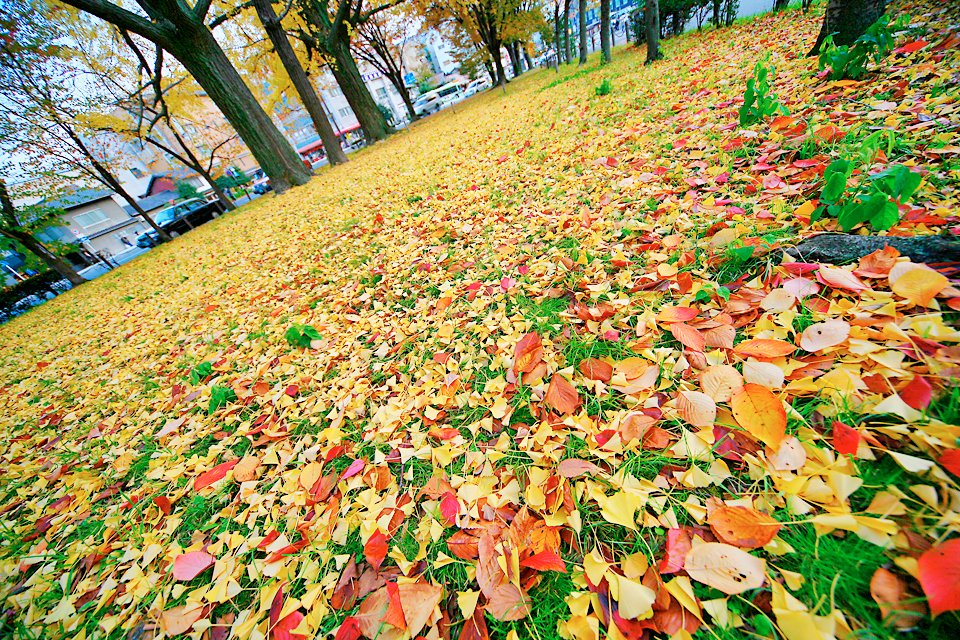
[172,551,215,581]
[544,375,580,415]
[730,384,787,448]
[557,458,603,478]
[918,539,960,615]
[870,567,925,629]
[684,542,766,595]
[798,319,850,352]
[364,531,388,571]
[513,332,544,375]
[708,506,781,549]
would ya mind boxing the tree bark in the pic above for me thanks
[578,0,588,65]
[563,0,573,64]
[774,0,789,11]
[712,0,721,26]
[507,42,522,77]
[522,44,533,71]
[253,0,346,165]
[600,0,612,64]
[787,233,960,266]
[0,180,86,286]
[645,0,661,63]
[172,28,312,192]
[328,24,391,142]
[810,0,886,55]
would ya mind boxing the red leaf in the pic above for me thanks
[519,550,567,572]
[918,539,960,615]
[364,530,388,571]
[172,551,215,581]
[333,618,362,640]
[440,491,460,526]
[194,459,239,491]
[899,376,932,410]
[659,528,691,574]
[273,611,306,640]
[153,495,173,515]
[896,39,928,53]
[939,449,960,477]
[832,421,860,456]
[458,606,490,640]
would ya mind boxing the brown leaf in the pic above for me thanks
[544,375,580,415]
[669,323,705,352]
[233,455,260,482]
[870,567,926,629]
[708,506,781,549]
[557,458,603,478]
[161,605,205,636]
[733,339,796,359]
[447,530,480,560]
[579,358,612,382]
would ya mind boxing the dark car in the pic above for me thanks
[137,198,225,248]
[252,177,272,195]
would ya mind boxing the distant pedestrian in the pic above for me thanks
[120,235,133,247]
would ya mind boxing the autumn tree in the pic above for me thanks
[57,0,311,193]
[353,6,421,121]
[811,0,887,54]
[419,0,513,86]
[645,0,660,63]
[0,2,172,243]
[0,179,87,286]
[292,0,396,143]
[251,0,347,165]
[600,0,610,63]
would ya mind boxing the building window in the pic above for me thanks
[338,107,352,118]
[73,209,110,228]
[129,167,144,178]
[376,87,388,100]
[329,87,343,97]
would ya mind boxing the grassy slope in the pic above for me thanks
[1,1,959,638]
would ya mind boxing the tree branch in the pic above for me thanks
[193,0,213,20]
[58,0,168,44]
[208,0,255,29]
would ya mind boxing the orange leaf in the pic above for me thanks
[707,505,781,549]
[891,267,948,306]
[730,384,786,448]
[383,582,407,631]
[233,455,260,482]
[814,124,845,143]
[855,245,899,277]
[669,323,705,352]
[918,539,960,615]
[817,266,869,292]
[544,375,580,415]
[513,332,543,375]
[733,338,795,359]
[364,531,388,571]
[161,605,205,636]
[832,421,860,456]
[870,567,926,629]
[194,459,239,491]
[656,306,698,323]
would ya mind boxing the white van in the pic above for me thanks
[413,80,467,117]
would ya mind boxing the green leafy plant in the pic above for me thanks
[814,160,922,231]
[594,78,613,96]
[818,14,908,80]
[208,385,236,413]
[189,361,213,385]
[739,61,788,127]
[285,324,322,349]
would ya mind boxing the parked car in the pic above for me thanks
[136,198,224,247]
[463,78,491,97]
[252,174,272,194]
[414,80,467,117]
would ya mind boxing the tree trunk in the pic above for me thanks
[253,0,347,166]
[0,180,86,286]
[391,74,417,121]
[712,0,721,26]
[578,0,588,65]
[774,0,789,10]
[810,0,886,54]
[645,0,661,63]
[553,4,562,71]
[172,26,310,193]
[161,128,236,211]
[600,0,612,63]
[563,0,573,64]
[522,44,533,71]
[507,42,522,77]
[328,27,391,143]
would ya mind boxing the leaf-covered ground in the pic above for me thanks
[2,2,960,638]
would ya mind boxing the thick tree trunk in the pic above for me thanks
[253,0,347,166]
[173,27,310,193]
[774,0,789,11]
[578,0,588,65]
[810,0,886,54]
[645,0,661,63]
[563,0,573,64]
[712,0,721,26]
[787,233,960,266]
[600,0,612,64]
[507,42,522,77]
[328,27,391,142]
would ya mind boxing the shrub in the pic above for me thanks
[595,78,613,96]
[739,61,788,127]
[814,159,921,232]
[818,14,907,80]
